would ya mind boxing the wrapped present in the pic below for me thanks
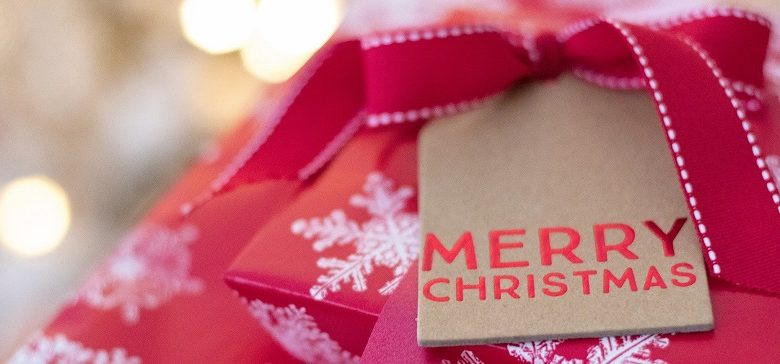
[222,4,780,363]
[9,2,780,364]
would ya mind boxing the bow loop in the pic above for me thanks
[361,27,527,125]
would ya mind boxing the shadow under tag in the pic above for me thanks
[417,76,713,347]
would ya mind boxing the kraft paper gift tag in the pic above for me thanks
[417,76,713,346]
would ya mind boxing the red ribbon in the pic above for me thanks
[202,9,780,296]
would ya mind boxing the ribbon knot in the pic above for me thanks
[530,32,567,80]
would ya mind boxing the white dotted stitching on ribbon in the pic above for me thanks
[558,6,770,43]
[179,47,336,215]
[211,53,326,188]
[726,79,764,112]
[605,19,722,275]
[361,25,529,127]
[366,93,501,127]
[680,36,780,215]
[728,79,764,100]
[569,71,767,96]
[726,79,765,114]
[647,6,771,29]
[298,113,366,180]
[557,18,600,43]
[360,7,771,128]
[196,7,773,216]
[572,67,646,89]
[361,25,500,50]
[571,71,768,96]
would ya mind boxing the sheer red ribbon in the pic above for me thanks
[204,11,780,295]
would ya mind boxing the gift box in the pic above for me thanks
[9,2,780,364]
[223,4,780,363]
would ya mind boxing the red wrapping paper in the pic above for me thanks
[225,124,421,362]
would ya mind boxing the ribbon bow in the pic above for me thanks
[199,8,780,295]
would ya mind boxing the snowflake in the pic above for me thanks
[508,335,670,364]
[291,172,420,300]
[508,340,575,364]
[76,224,203,324]
[442,350,485,364]
[7,332,141,364]
[247,300,359,364]
[586,335,669,364]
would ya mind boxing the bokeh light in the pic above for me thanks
[240,0,343,83]
[179,0,256,54]
[0,176,71,257]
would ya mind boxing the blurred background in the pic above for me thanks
[0,0,777,359]
[0,1,259,356]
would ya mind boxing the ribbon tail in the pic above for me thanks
[606,22,780,294]
[225,40,366,184]
[181,40,367,215]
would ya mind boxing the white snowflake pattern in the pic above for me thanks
[291,172,420,300]
[508,340,574,364]
[246,299,359,364]
[508,335,670,364]
[76,224,203,324]
[7,332,141,364]
[586,335,669,364]
[442,350,485,364]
